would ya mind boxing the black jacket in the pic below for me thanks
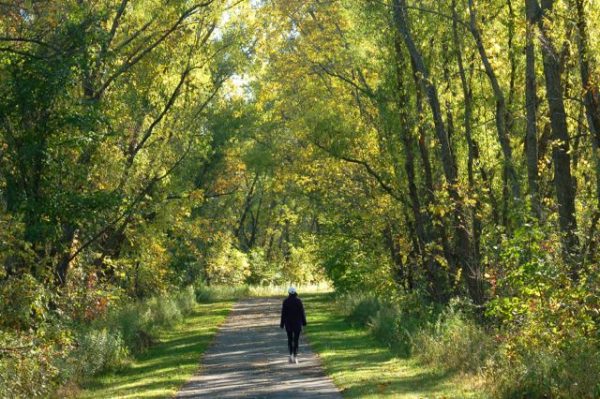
[280,294,307,330]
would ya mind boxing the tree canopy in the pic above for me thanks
[1,0,600,396]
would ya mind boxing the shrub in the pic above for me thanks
[414,304,494,372]
[368,304,400,345]
[369,303,420,357]
[482,226,600,398]
[107,290,192,353]
[107,304,153,354]
[485,337,600,398]
[0,331,66,399]
[147,296,183,328]
[283,237,325,284]
[72,328,129,376]
[0,274,48,329]
[248,284,290,297]
[337,294,420,356]
[175,285,197,315]
[248,282,332,297]
[1,285,198,397]
[246,248,279,285]
[341,294,381,327]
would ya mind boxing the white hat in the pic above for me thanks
[288,286,297,295]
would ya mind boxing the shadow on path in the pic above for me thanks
[177,297,342,399]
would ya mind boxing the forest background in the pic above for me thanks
[0,0,599,397]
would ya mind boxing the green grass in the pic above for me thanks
[77,300,233,399]
[75,291,483,399]
[303,293,485,399]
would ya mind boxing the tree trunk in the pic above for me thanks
[525,0,541,218]
[383,222,407,289]
[56,225,77,286]
[452,0,482,276]
[248,193,263,248]
[392,0,483,304]
[235,172,259,248]
[467,0,521,202]
[393,35,440,292]
[574,0,600,264]
[536,0,580,275]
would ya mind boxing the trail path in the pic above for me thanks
[177,297,342,399]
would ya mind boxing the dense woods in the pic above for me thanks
[1,0,599,397]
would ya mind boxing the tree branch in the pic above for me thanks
[95,1,215,98]
[312,141,405,203]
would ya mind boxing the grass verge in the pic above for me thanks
[303,293,484,399]
[77,300,233,399]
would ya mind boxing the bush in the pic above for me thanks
[371,304,422,356]
[1,284,198,398]
[0,274,48,329]
[107,288,195,354]
[283,237,325,284]
[246,248,279,285]
[175,285,197,315]
[414,304,494,372]
[0,331,67,399]
[485,337,600,398]
[368,304,400,345]
[337,290,600,398]
[340,294,381,327]
[147,296,183,328]
[319,237,393,294]
[482,226,600,398]
[338,293,429,357]
[248,282,332,297]
[72,328,129,376]
[108,304,151,353]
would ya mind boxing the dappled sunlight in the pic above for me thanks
[79,301,233,399]
[177,297,341,398]
[304,294,481,398]
[2,0,599,397]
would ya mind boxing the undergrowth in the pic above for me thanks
[337,293,600,398]
[0,286,198,398]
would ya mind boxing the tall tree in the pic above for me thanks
[534,0,580,274]
[392,0,483,304]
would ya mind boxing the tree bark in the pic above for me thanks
[525,0,541,218]
[452,0,482,275]
[536,0,580,275]
[383,222,407,289]
[55,225,77,286]
[574,0,600,264]
[235,172,259,248]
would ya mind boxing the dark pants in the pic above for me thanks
[286,327,301,356]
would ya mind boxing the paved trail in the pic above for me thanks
[177,297,342,399]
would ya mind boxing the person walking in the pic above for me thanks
[280,287,307,364]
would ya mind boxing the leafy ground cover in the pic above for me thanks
[77,300,233,399]
[303,293,484,399]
